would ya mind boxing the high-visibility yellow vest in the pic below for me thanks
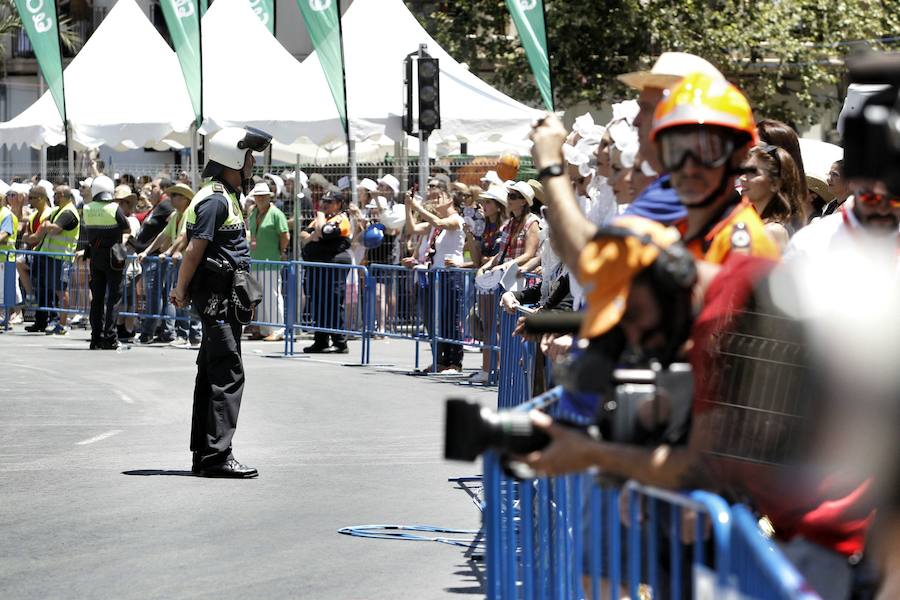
[0,205,17,262]
[185,180,245,233]
[37,202,80,262]
[83,200,121,229]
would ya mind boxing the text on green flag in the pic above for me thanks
[14,0,66,121]
[295,0,347,131]
[160,0,202,125]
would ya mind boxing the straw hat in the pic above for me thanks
[165,183,195,200]
[618,52,723,91]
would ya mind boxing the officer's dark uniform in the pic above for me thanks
[82,195,130,349]
[183,178,254,475]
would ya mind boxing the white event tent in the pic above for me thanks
[204,0,543,151]
[1,0,540,163]
[0,0,194,151]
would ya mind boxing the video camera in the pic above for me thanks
[842,52,900,194]
[444,312,694,464]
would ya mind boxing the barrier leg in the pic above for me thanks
[484,452,502,600]
[607,486,621,600]
[431,270,439,372]
[521,479,535,600]
[628,487,641,600]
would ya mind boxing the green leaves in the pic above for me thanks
[407,0,900,128]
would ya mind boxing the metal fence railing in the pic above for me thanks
[3,250,519,369]
[480,327,823,600]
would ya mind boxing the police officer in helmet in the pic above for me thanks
[171,126,272,478]
[83,175,131,350]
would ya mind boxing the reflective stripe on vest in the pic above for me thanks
[185,180,245,233]
[38,203,80,261]
[0,205,16,262]
[83,200,121,229]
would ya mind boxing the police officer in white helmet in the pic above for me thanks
[170,126,272,478]
[82,175,131,349]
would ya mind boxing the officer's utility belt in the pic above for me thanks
[197,257,262,324]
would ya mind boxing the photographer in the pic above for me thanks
[171,126,272,478]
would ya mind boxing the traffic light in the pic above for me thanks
[417,56,440,134]
[404,48,441,137]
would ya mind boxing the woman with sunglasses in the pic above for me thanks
[740,144,806,252]
[477,181,541,277]
[403,180,467,372]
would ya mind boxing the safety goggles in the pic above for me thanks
[856,189,900,208]
[657,128,734,172]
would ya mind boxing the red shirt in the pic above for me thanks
[690,254,874,556]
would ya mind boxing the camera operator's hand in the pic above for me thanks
[516,410,596,477]
[540,334,574,362]
[529,113,568,171]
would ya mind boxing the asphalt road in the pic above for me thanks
[0,328,495,599]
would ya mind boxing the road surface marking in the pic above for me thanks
[75,430,123,446]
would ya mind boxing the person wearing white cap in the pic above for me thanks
[376,174,400,197]
[480,170,504,190]
[247,182,289,342]
[477,181,540,278]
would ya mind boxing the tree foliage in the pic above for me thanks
[409,0,900,127]
[0,1,83,67]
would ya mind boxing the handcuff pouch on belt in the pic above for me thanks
[193,257,262,323]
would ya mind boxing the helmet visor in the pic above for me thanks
[238,127,273,153]
[658,127,733,172]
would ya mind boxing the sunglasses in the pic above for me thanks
[507,192,524,200]
[856,190,900,208]
[757,144,782,177]
[658,128,734,172]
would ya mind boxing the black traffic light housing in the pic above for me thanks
[404,47,441,137]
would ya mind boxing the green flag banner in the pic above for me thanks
[505,0,553,111]
[249,0,275,33]
[160,0,202,125]
[14,0,66,121]
[296,0,347,131]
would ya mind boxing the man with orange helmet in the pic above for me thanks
[650,72,778,262]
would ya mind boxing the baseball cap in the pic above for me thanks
[578,216,683,339]
[479,184,508,208]
[617,52,723,92]
[480,170,503,187]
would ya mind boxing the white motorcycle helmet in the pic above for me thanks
[202,126,272,194]
[91,175,115,201]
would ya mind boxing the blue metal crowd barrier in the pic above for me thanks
[483,329,821,599]
[292,260,370,364]
[367,264,503,372]
[730,505,821,600]
[497,309,535,408]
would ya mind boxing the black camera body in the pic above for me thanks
[443,363,693,464]
[843,53,900,195]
